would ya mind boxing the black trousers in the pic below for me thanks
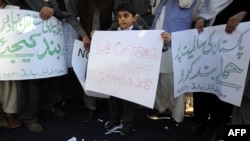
[17,77,61,120]
[108,96,137,129]
[193,92,232,126]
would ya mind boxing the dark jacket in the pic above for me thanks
[65,0,113,37]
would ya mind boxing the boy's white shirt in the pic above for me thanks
[117,25,133,31]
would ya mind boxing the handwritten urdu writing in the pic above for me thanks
[0,9,67,80]
[85,30,163,108]
[172,22,250,106]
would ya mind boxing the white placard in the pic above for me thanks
[172,22,250,106]
[86,30,164,108]
[0,9,67,80]
[72,40,109,98]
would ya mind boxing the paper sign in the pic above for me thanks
[0,9,67,80]
[72,40,109,98]
[172,22,250,106]
[86,30,164,108]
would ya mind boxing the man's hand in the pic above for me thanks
[225,11,247,34]
[61,11,69,18]
[195,19,206,34]
[0,0,6,9]
[40,6,54,20]
[82,35,90,51]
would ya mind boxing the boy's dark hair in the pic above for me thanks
[117,1,137,16]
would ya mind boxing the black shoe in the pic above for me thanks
[105,121,120,130]
[40,107,65,118]
[61,98,72,108]
[119,127,132,136]
[213,126,224,141]
[83,109,96,122]
[191,122,207,134]
[24,120,43,133]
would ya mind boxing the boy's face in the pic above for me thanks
[118,11,137,30]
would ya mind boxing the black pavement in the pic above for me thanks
[0,92,206,141]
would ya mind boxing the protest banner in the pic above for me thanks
[172,22,250,106]
[85,30,163,108]
[72,40,109,98]
[0,9,67,80]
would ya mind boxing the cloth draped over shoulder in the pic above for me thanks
[151,0,196,33]
[151,0,204,22]
[196,0,233,26]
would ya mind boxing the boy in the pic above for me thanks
[104,1,170,136]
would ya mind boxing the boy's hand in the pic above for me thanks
[161,32,171,46]
[40,6,54,20]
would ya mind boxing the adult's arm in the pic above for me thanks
[64,0,87,37]
[64,0,90,50]
[225,11,248,34]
